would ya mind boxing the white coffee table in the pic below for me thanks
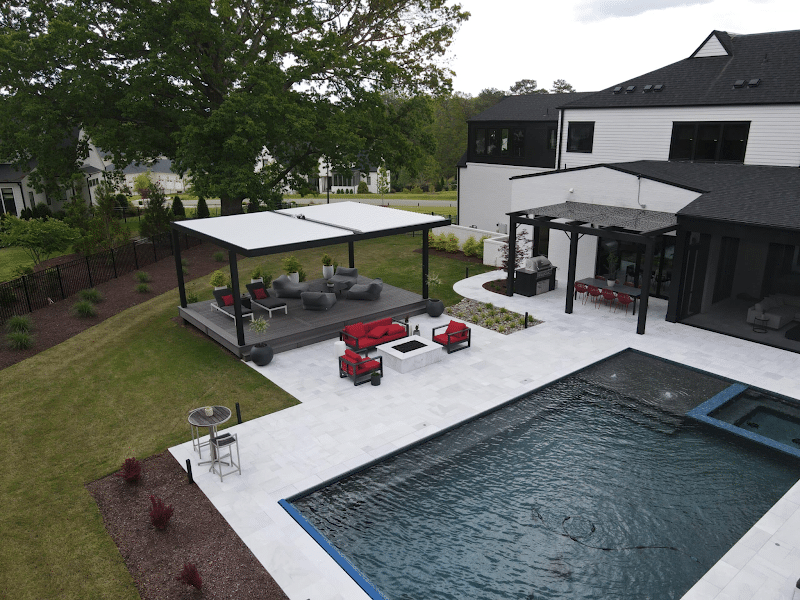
[376,336,445,373]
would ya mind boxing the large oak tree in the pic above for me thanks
[0,0,467,214]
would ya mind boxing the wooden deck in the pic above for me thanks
[178,277,428,359]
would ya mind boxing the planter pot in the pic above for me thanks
[606,279,615,287]
[250,343,273,366]
[426,299,445,317]
[370,372,381,386]
[250,278,263,284]
[288,272,300,284]
[322,265,334,280]
[214,285,227,291]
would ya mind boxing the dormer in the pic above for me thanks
[689,31,733,58]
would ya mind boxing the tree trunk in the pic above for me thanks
[219,194,244,216]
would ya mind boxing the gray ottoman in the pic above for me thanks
[301,291,337,311]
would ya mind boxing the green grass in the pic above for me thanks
[0,285,298,599]
[286,190,457,202]
[0,246,36,283]
[0,234,491,598]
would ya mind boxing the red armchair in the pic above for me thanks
[432,320,471,354]
[339,349,384,386]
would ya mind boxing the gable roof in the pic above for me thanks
[563,29,800,109]
[608,161,800,231]
[469,92,596,122]
[0,164,28,182]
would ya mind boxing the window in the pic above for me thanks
[566,122,595,153]
[1,188,17,216]
[475,129,486,155]
[512,128,525,157]
[668,121,750,162]
[333,173,353,187]
[546,126,557,151]
[475,127,526,158]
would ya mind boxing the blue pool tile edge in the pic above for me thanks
[686,383,800,460]
[278,499,390,600]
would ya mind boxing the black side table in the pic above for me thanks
[752,315,769,334]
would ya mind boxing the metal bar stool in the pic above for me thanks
[210,433,241,481]
[188,410,209,457]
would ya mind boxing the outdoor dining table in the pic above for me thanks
[187,405,232,466]
[575,278,643,315]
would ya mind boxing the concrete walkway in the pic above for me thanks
[170,271,800,600]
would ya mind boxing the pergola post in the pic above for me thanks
[229,250,245,346]
[637,238,655,335]
[666,230,687,323]
[173,229,187,308]
[506,215,517,296]
[422,228,429,299]
[348,241,355,268]
[564,227,579,314]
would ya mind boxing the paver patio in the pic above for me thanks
[170,271,800,600]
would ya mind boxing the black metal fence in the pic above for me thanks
[0,231,200,322]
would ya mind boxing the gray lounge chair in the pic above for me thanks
[245,282,288,317]
[271,274,310,298]
[211,288,254,321]
[300,291,337,311]
[328,267,358,291]
[346,278,383,301]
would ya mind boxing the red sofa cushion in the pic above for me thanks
[387,323,406,335]
[433,333,450,346]
[222,294,234,306]
[344,349,362,363]
[365,318,392,332]
[368,326,389,339]
[356,359,380,375]
[345,322,367,338]
[446,320,466,334]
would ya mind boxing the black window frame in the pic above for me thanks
[566,121,595,153]
[668,121,750,163]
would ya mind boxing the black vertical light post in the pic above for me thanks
[422,229,429,299]
[173,228,187,308]
[506,215,517,296]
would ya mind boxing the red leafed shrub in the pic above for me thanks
[114,457,142,483]
[176,563,202,589]
[149,495,174,530]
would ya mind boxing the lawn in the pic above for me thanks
[0,234,495,599]
[0,285,298,599]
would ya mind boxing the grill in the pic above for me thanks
[515,256,557,297]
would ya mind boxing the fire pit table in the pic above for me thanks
[376,336,445,373]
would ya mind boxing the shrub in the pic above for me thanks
[13,264,34,277]
[149,495,174,530]
[73,299,97,318]
[463,236,480,258]
[79,288,103,304]
[6,331,33,350]
[175,563,202,590]
[430,232,447,251]
[410,185,423,194]
[196,196,210,219]
[213,251,225,262]
[135,271,151,283]
[114,457,142,483]
[6,315,32,334]
[445,233,460,253]
[357,181,369,194]
[136,283,150,293]
[171,195,186,218]
[282,255,302,275]
[186,287,200,303]
[209,270,226,287]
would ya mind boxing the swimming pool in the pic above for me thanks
[284,351,800,599]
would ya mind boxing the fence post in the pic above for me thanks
[56,264,66,300]
[110,247,118,279]
[86,255,94,287]
[21,275,33,313]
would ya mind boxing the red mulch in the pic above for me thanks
[0,241,228,371]
[87,452,289,600]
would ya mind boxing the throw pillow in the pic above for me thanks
[254,287,268,299]
[368,326,389,338]
[445,320,466,334]
[345,349,362,363]
[346,322,367,338]
[222,294,234,307]
[386,324,406,335]
[753,303,763,313]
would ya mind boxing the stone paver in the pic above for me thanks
[170,271,800,600]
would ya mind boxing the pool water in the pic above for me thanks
[288,352,800,600]
[708,388,800,450]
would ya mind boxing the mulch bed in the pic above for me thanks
[412,246,485,264]
[0,241,228,371]
[87,452,289,600]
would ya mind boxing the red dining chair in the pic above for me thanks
[614,292,634,315]
[587,285,602,306]
[574,282,589,304]
[600,288,617,309]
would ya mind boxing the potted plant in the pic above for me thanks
[209,270,227,290]
[425,272,445,317]
[250,265,264,283]
[248,317,273,366]
[282,255,302,284]
[605,251,619,287]
[370,371,381,386]
[321,253,335,280]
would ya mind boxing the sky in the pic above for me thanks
[446,0,800,95]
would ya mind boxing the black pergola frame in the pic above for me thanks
[506,208,679,334]
[171,210,450,347]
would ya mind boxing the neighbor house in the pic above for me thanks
[469,29,800,350]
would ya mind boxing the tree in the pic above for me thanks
[509,79,548,95]
[1,1,468,215]
[0,217,79,266]
[551,79,576,94]
[72,181,131,254]
[139,182,173,238]
[377,165,390,202]
[196,197,210,219]
[172,196,186,219]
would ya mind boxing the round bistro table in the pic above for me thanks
[188,406,232,465]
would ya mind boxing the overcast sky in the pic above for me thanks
[446,0,799,95]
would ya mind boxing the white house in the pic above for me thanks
[120,158,190,196]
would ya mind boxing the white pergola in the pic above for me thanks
[171,202,449,345]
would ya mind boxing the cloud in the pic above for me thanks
[575,0,715,22]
